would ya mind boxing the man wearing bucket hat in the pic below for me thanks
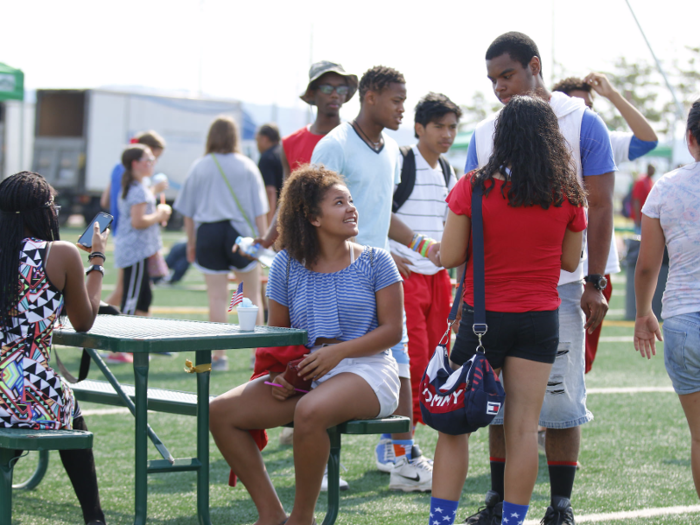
[255,61,358,252]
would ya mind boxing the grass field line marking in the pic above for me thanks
[523,504,700,524]
[80,408,131,416]
[588,386,674,394]
[603,320,635,327]
[599,336,634,342]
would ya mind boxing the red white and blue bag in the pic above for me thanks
[419,184,505,435]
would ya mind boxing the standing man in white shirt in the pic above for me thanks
[389,92,460,435]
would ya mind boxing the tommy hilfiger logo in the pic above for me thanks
[486,401,501,415]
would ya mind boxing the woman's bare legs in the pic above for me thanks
[204,272,229,363]
[501,356,553,505]
[678,390,700,498]
[286,373,380,525]
[432,432,470,501]
[209,376,299,525]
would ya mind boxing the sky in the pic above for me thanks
[2,0,697,130]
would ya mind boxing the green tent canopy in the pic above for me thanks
[0,62,24,101]
[452,129,473,150]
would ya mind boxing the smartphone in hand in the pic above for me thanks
[77,212,113,252]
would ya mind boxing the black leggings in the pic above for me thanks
[13,416,104,524]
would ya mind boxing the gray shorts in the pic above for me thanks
[492,280,594,428]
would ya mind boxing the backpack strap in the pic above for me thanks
[438,156,454,187]
[392,146,416,213]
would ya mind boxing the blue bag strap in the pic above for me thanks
[471,184,487,338]
[440,181,486,347]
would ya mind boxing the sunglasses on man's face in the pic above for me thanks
[317,84,350,96]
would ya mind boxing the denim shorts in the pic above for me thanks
[491,281,594,428]
[662,312,700,395]
[390,310,410,379]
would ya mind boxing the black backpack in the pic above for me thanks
[393,145,454,213]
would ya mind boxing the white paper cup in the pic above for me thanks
[237,306,259,331]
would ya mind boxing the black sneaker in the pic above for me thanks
[464,490,502,524]
[540,496,575,525]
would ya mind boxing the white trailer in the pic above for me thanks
[31,89,243,225]
[0,99,35,180]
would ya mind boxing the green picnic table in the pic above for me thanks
[53,314,307,525]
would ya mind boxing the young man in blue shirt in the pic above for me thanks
[436,32,615,525]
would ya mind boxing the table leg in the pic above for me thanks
[133,353,149,525]
[196,349,212,525]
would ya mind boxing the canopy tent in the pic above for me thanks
[0,63,24,101]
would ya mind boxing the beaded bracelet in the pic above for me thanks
[88,251,106,262]
[408,233,436,258]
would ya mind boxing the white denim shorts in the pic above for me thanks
[312,348,400,418]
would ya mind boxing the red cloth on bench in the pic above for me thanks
[228,344,308,487]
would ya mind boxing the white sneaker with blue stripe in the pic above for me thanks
[375,436,395,473]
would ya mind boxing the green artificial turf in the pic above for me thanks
[7,228,699,523]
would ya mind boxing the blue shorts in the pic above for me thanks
[390,311,410,379]
[662,312,700,395]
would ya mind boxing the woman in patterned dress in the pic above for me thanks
[0,171,109,524]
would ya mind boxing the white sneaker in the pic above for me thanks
[320,465,349,492]
[375,436,395,473]
[389,455,433,492]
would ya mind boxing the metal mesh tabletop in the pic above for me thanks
[53,315,307,353]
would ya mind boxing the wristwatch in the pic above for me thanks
[584,274,607,291]
[85,264,105,277]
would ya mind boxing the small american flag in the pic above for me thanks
[228,282,244,312]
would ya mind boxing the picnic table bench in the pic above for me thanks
[1,428,93,525]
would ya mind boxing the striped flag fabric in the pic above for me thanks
[228,282,244,312]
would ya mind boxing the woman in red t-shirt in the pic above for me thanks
[431,96,588,520]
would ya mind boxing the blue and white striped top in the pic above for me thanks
[266,247,402,349]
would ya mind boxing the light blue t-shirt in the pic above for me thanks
[311,122,401,251]
[109,163,125,235]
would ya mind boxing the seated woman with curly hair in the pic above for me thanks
[209,165,403,525]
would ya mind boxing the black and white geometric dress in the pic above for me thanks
[0,238,75,429]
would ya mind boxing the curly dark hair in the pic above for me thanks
[358,65,405,103]
[275,164,347,266]
[414,92,463,139]
[552,77,591,96]
[473,95,586,209]
[486,32,543,78]
[688,98,700,144]
[0,171,60,328]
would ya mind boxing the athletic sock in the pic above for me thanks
[393,439,414,461]
[547,461,577,502]
[429,497,459,525]
[501,501,529,525]
[490,456,506,499]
